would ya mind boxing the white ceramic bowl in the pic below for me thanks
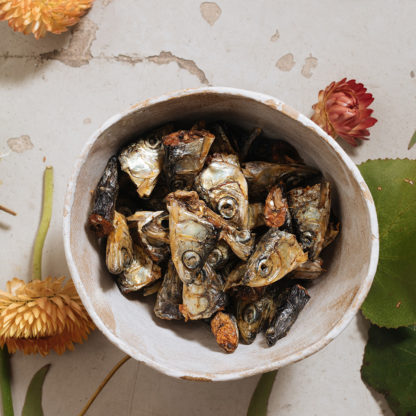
[63,87,379,381]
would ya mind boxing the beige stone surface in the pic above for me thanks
[1,0,414,414]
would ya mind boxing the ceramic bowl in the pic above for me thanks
[63,87,379,381]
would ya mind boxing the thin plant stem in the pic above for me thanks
[247,370,278,416]
[0,205,17,216]
[0,347,14,416]
[32,167,54,281]
[78,355,131,416]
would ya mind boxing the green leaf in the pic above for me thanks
[358,159,416,327]
[22,364,50,416]
[408,130,416,150]
[361,325,416,416]
[247,370,277,416]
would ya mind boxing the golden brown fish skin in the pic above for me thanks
[118,244,162,294]
[166,191,219,285]
[235,289,277,344]
[195,153,249,229]
[264,284,310,346]
[211,312,239,353]
[244,228,308,287]
[127,211,170,263]
[288,181,331,260]
[119,133,165,198]
[154,261,183,320]
[264,185,290,228]
[106,211,134,275]
[89,155,119,237]
[179,263,227,321]
[163,129,215,190]
[289,258,324,280]
[247,202,265,229]
[242,161,320,201]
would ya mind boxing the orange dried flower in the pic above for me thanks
[0,277,95,356]
[0,0,94,39]
[311,78,377,146]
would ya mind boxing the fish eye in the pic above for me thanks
[236,229,251,243]
[218,197,238,219]
[207,248,222,267]
[258,258,271,277]
[243,305,259,324]
[182,250,201,270]
[147,137,161,149]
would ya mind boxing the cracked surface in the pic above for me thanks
[40,18,98,67]
[147,51,209,85]
[0,0,413,415]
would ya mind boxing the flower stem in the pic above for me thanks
[0,347,14,416]
[78,355,130,416]
[32,167,54,281]
[0,205,17,216]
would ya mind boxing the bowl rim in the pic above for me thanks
[63,86,379,381]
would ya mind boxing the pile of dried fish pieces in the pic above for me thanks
[88,121,340,354]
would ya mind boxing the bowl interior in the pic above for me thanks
[66,90,375,380]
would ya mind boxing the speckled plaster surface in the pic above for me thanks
[1,0,415,414]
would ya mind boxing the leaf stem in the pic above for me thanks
[247,370,278,416]
[78,355,130,416]
[32,167,54,281]
[0,347,14,416]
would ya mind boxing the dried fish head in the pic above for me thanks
[166,191,218,284]
[154,261,183,320]
[163,129,215,190]
[264,284,310,346]
[220,228,256,261]
[180,264,227,320]
[118,244,162,294]
[242,161,320,201]
[119,135,164,198]
[141,210,170,244]
[288,181,331,259]
[206,240,232,271]
[236,291,276,344]
[106,211,134,275]
[166,190,255,261]
[127,210,169,263]
[195,153,249,228]
[244,228,308,287]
